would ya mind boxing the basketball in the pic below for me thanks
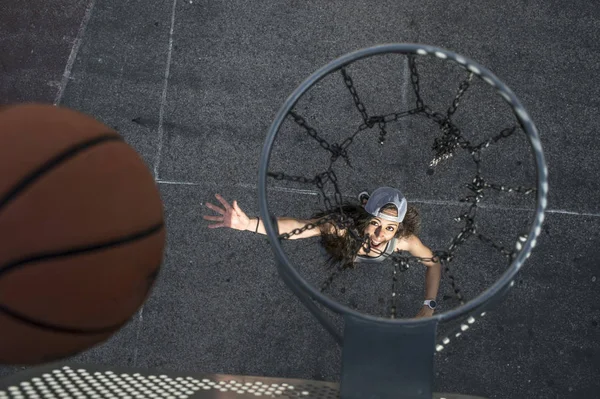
[0,103,166,365]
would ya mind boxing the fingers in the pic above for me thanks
[203,215,223,222]
[203,214,224,228]
[206,223,225,229]
[214,193,232,211]
[204,194,242,230]
[232,200,244,216]
[204,201,225,215]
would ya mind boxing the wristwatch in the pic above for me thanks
[423,299,437,310]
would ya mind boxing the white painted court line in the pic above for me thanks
[156,180,319,195]
[153,0,178,180]
[54,0,97,105]
[544,208,600,217]
[133,0,177,366]
[237,182,318,196]
[132,306,144,367]
[156,179,203,186]
[411,199,600,217]
[155,180,598,217]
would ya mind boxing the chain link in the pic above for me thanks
[341,68,370,124]
[389,261,403,319]
[289,111,350,164]
[428,73,474,167]
[409,55,424,109]
[484,182,536,195]
[266,53,535,320]
[473,126,517,151]
[277,214,338,240]
[342,68,393,144]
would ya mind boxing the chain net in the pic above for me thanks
[264,52,537,349]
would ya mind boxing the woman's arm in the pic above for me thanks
[204,194,329,239]
[247,217,325,239]
[396,235,442,318]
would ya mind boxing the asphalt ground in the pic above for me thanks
[1,1,599,398]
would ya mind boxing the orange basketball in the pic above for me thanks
[0,103,165,365]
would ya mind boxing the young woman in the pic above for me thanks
[203,187,440,318]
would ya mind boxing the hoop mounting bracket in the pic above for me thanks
[340,314,438,399]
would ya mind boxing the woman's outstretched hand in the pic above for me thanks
[203,193,253,231]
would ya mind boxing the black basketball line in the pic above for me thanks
[0,131,164,338]
[0,221,163,278]
[0,302,128,335]
[0,221,163,334]
[0,261,163,335]
[0,133,123,213]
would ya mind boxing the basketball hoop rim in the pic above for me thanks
[258,43,548,325]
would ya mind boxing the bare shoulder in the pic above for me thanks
[394,234,423,252]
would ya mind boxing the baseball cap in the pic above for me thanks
[365,187,408,223]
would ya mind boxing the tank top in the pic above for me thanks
[354,237,398,264]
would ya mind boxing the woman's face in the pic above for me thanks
[363,208,400,251]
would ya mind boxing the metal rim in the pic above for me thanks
[259,43,548,325]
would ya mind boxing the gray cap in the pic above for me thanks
[365,187,408,223]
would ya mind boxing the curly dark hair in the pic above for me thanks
[310,201,421,269]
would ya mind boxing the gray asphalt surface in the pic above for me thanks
[1,0,599,398]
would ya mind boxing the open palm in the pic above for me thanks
[203,193,251,231]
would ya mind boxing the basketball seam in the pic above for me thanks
[0,302,128,335]
[0,221,164,278]
[0,222,164,334]
[0,133,123,213]
[0,260,162,335]
[0,133,165,336]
